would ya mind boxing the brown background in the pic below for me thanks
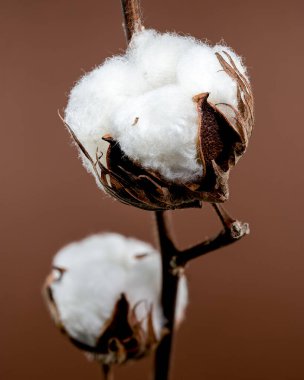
[1,0,304,379]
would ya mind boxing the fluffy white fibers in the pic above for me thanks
[65,29,247,183]
[50,233,188,347]
[111,85,201,181]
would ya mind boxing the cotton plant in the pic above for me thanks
[46,0,254,379]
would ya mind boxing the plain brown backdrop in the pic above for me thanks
[1,0,304,379]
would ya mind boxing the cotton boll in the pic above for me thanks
[51,234,159,345]
[110,85,202,182]
[65,30,248,183]
[64,28,253,209]
[128,29,195,89]
[44,233,188,363]
[177,44,238,108]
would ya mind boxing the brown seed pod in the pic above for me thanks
[64,52,253,211]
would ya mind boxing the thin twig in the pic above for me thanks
[213,203,235,229]
[175,205,250,266]
[213,203,250,240]
[120,0,144,42]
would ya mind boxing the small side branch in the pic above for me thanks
[175,204,249,266]
[120,0,144,42]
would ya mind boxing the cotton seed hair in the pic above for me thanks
[43,233,188,364]
[64,29,253,210]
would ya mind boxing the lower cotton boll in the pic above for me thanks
[43,233,188,365]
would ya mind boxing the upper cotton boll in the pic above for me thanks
[64,28,253,209]
[65,30,242,181]
[45,233,188,360]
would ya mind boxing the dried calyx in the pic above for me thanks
[64,30,253,211]
[43,234,188,364]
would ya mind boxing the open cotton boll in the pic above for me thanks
[127,29,195,88]
[46,233,188,359]
[64,29,244,181]
[110,85,202,182]
[65,28,253,209]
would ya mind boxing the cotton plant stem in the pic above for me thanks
[101,364,113,380]
[154,211,180,380]
[120,0,144,42]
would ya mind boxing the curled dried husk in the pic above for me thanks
[43,268,158,365]
[65,52,253,211]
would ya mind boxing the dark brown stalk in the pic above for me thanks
[101,364,113,380]
[154,212,180,380]
[120,0,144,42]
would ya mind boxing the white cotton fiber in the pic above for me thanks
[50,233,188,347]
[176,45,238,107]
[111,85,201,181]
[65,29,247,183]
[127,29,195,88]
[65,57,148,174]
